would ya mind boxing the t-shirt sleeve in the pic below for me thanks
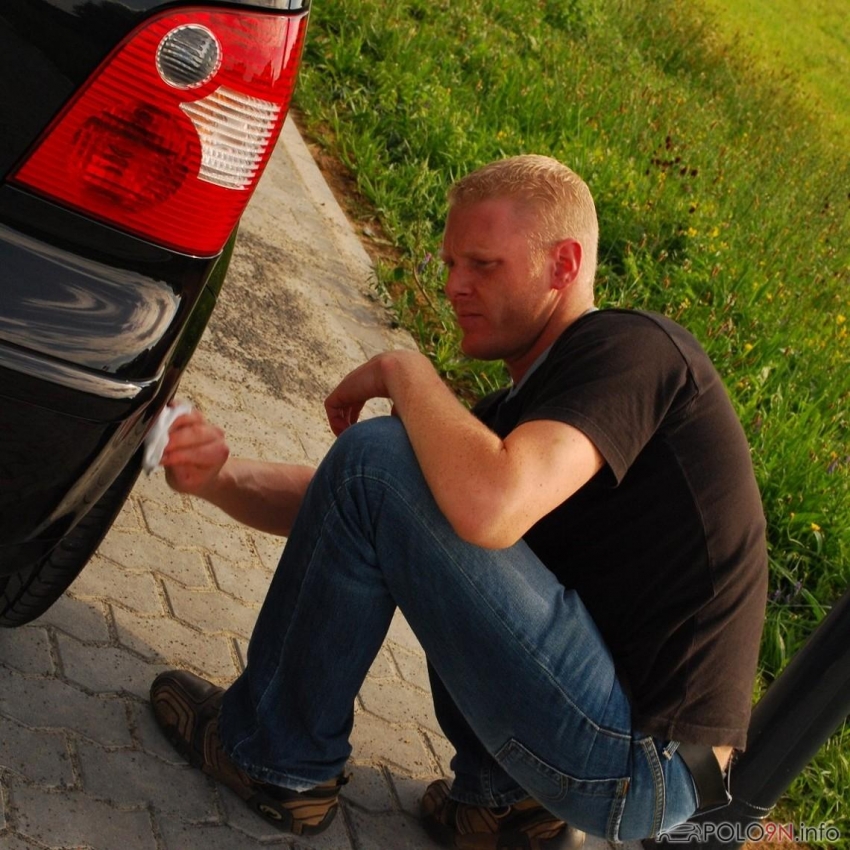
[519,314,697,483]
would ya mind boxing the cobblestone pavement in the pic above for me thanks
[0,119,622,850]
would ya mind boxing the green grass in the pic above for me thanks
[293,0,850,839]
[702,0,850,144]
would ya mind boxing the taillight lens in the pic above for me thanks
[11,8,308,256]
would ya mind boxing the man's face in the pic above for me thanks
[441,197,558,368]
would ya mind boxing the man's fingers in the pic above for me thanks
[325,402,364,436]
[163,417,225,453]
[161,440,229,469]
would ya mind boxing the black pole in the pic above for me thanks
[645,584,850,849]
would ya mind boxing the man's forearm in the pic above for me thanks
[196,458,315,536]
[324,350,602,549]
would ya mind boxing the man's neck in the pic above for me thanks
[506,302,596,385]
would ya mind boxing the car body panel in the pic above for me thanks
[0,280,219,575]
[0,185,224,378]
[0,0,307,580]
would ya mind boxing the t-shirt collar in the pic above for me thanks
[506,306,598,400]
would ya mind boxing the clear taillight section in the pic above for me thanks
[12,8,308,256]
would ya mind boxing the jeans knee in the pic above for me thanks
[316,417,442,539]
[329,416,413,468]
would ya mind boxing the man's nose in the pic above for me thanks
[444,267,470,301]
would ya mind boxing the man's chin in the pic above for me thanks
[460,340,500,362]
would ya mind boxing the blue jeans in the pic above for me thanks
[218,417,697,841]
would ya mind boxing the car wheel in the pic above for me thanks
[0,452,142,627]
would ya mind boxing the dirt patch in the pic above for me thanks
[206,229,345,404]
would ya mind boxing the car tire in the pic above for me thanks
[0,452,142,627]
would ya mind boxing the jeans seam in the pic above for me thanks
[642,738,666,837]
[605,777,631,842]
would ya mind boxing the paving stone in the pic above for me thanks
[387,644,431,693]
[111,496,143,531]
[77,741,217,819]
[69,555,164,615]
[180,369,243,412]
[12,785,156,850]
[34,594,110,642]
[349,713,433,777]
[56,632,169,699]
[343,808,443,850]
[132,468,177,503]
[218,784,352,848]
[249,532,286,574]
[158,818,291,850]
[131,702,187,765]
[164,581,259,640]
[0,715,72,787]
[386,611,424,655]
[389,774,437,818]
[422,731,455,778]
[188,497,235,526]
[247,393,312,436]
[185,348,266,397]
[342,765,394,812]
[140,500,250,562]
[364,647,397,682]
[208,554,273,607]
[0,671,131,747]
[247,421,307,465]
[296,426,334,465]
[0,626,53,676]
[209,408,304,461]
[98,528,211,587]
[112,608,238,682]
[358,679,442,737]
[0,832,41,850]
[233,637,249,672]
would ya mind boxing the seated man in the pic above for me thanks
[150,155,768,848]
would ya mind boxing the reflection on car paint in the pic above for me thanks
[0,223,180,373]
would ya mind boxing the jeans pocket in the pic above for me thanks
[495,738,630,841]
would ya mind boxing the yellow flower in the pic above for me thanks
[743,342,754,353]
[811,522,822,533]
[837,314,846,325]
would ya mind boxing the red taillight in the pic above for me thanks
[12,8,308,256]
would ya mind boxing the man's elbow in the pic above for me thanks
[448,510,524,551]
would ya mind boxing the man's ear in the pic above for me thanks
[551,239,582,290]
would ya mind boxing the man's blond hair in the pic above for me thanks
[448,155,599,285]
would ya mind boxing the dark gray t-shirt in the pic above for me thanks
[474,309,768,749]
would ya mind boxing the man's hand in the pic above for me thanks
[158,408,314,536]
[325,349,604,549]
[160,409,230,497]
[325,351,430,436]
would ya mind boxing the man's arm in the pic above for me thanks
[325,350,604,549]
[161,410,314,536]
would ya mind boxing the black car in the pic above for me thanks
[0,0,309,626]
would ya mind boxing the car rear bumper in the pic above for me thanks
[0,282,218,576]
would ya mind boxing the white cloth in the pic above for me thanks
[142,401,193,474]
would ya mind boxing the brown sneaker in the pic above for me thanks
[150,670,347,835]
[421,778,585,850]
